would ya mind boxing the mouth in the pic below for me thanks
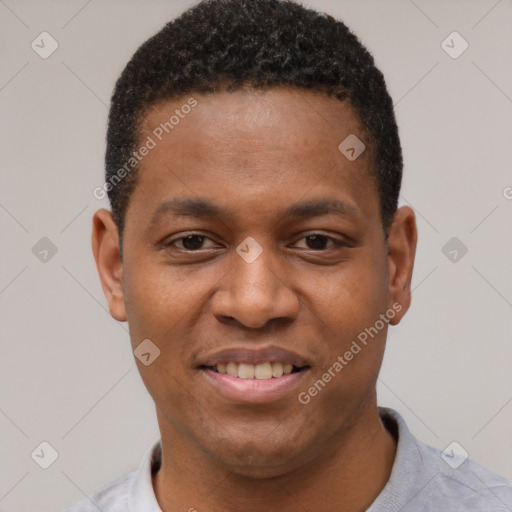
[199,361,306,380]
[197,347,311,403]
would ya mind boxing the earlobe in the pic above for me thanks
[386,206,417,325]
[91,209,127,322]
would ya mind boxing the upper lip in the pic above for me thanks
[197,346,310,367]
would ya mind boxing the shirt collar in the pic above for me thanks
[367,407,431,511]
[128,438,163,512]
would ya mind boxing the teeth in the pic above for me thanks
[212,361,298,379]
[255,362,273,380]
[226,362,238,376]
[272,362,284,378]
[238,363,255,379]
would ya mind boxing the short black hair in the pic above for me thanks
[105,0,402,236]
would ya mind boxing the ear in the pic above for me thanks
[386,206,417,325]
[91,209,127,322]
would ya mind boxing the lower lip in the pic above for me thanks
[201,368,308,404]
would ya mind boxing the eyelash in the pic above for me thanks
[164,232,348,251]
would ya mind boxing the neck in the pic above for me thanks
[153,399,396,512]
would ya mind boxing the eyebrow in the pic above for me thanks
[150,197,358,226]
[151,198,221,224]
[284,198,358,219]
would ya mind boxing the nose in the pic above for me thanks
[211,247,300,329]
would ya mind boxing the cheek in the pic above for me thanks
[308,251,389,334]
[121,261,222,395]
[122,260,199,343]
[122,264,202,420]
[302,247,390,385]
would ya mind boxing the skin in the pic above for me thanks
[92,87,417,512]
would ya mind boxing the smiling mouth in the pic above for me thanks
[200,362,308,380]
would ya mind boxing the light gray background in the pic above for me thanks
[1,0,511,510]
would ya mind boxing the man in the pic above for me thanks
[67,0,512,510]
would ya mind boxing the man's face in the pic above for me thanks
[95,88,414,476]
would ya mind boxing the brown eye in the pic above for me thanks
[292,233,348,251]
[163,233,213,251]
[179,234,206,250]
[304,234,330,250]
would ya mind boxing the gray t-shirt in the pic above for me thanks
[65,407,512,511]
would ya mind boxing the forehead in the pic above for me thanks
[130,87,378,225]
[141,87,367,161]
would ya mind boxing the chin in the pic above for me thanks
[203,433,311,478]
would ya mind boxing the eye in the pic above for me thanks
[165,234,218,251]
[293,234,345,250]
[164,232,347,252]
